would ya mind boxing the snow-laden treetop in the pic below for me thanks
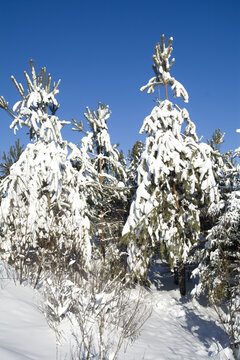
[72,102,126,184]
[141,34,189,103]
[0,61,69,143]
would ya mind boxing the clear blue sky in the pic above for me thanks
[0,0,239,157]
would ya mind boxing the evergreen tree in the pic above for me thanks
[192,147,240,359]
[199,129,232,236]
[122,35,219,294]
[0,139,24,179]
[72,103,128,269]
[127,140,144,199]
[0,62,92,284]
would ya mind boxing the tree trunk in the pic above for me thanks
[98,146,105,261]
[179,262,186,296]
[174,266,179,285]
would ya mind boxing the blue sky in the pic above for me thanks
[0,0,239,157]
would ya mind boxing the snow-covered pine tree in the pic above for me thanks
[192,144,240,359]
[126,140,144,202]
[198,129,233,238]
[72,103,128,270]
[0,62,92,284]
[122,35,219,293]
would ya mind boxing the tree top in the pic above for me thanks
[140,35,189,103]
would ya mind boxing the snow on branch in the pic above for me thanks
[1,61,67,143]
[140,34,189,103]
[84,102,111,133]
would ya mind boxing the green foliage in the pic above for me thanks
[128,140,144,169]
[207,128,225,152]
[126,140,144,210]
[0,139,24,178]
[207,128,236,167]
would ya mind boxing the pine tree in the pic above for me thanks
[122,35,219,294]
[0,62,92,284]
[192,149,240,359]
[127,140,144,201]
[72,103,128,270]
[198,130,231,234]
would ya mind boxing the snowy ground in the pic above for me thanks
[0,261,234,360]
[0,263,56,360]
